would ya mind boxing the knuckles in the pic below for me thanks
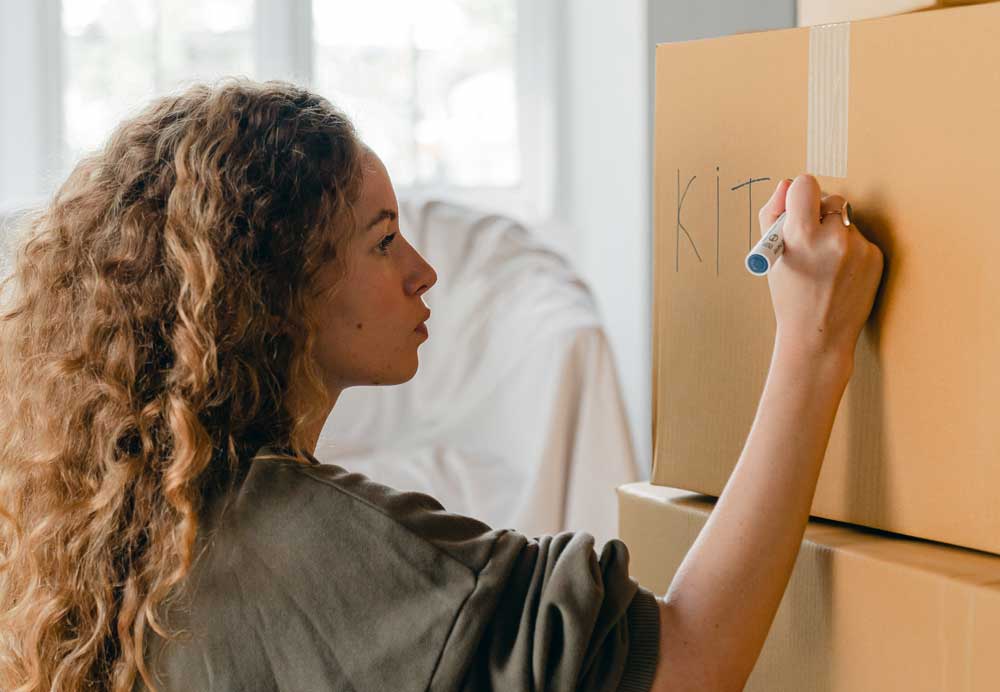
[829,230,851,258]
[821,194,846,212]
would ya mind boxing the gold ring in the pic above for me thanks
[820,202,853,227]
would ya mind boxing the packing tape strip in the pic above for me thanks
[807,23,850,178]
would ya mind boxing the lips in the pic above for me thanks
[413,310,431,336]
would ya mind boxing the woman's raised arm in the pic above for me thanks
[649,174,884,692]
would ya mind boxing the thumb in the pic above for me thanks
[758,178,792,237]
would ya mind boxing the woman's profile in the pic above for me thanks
[0,79,883,691]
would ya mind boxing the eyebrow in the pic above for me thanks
[365,209,397,230]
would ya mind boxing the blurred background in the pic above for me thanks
[0,0,795,478]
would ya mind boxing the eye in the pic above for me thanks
[377,233,397,254]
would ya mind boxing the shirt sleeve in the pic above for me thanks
[294,461,661,692]
[442,531,661,692]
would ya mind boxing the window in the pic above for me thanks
[0,0,555,222]
[63,0,254,163]
[313,0,518,189]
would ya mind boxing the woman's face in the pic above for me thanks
[310,150,437,392]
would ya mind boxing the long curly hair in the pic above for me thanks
[0,79,365,691]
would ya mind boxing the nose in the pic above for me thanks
[406,248,437,297]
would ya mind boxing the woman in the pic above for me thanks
[0,80,882,691]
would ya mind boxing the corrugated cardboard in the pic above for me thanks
[797,0,997,26]
[618,482,1000,691]
[651,3,1000,554]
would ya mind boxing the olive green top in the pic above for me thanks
[138,446,660,691]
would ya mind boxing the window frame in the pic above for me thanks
[0,0,62,214]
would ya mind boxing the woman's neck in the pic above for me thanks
[299,388,341,457]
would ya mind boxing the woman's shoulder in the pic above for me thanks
[144,446,500,691]
[210,445,513,576]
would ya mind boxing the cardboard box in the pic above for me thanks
[618,483,1000,691]
[651,3,1000,554]
[797,0,997,26]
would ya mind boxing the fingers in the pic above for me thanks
[817,194,848,246]
[758,178,793,236]
[759,176,862,262]
[820,194,846,218]
[785,174,822,234]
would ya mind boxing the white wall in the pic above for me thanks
[648,1,795,45]
[551,0,652,474]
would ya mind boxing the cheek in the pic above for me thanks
[323,271,378,325]
[319,283,393,352]
[338,293,390,333]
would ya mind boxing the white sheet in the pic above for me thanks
[315,198,640,548]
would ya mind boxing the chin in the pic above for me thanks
[373,361,419,386]
[399,362,419,383]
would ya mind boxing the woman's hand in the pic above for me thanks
[758,175,884,367]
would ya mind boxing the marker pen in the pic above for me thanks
[745,202,853,276]
[745,212,787,276]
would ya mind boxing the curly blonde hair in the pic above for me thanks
[0,79,365,691]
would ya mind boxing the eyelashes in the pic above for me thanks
[377,233,397,254]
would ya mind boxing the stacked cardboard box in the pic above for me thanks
[621,3,1000,687]
[619,485,1000,691]
[649,2,1000,555]
[797,0,996,26]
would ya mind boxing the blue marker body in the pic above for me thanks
[745,212,787,276]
